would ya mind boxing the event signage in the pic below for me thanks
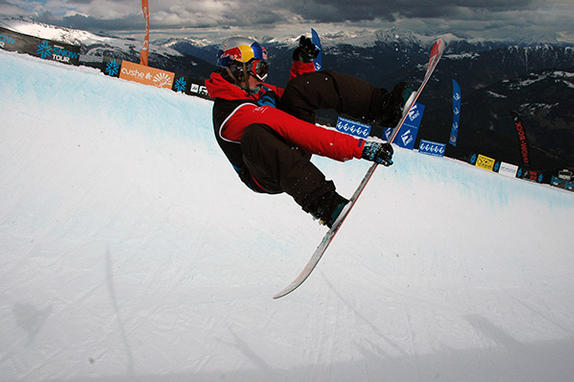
[418,139,445,157]
[336,116,371,138]
[475,154,496,171]
[189,82,209,98]
[512,112,531,168]
[384,103,424,149]
[119,60,175,89]
[0,26,80,65]
[449,79,461,146]
[498,162,519,178]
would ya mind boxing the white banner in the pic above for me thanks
[498,162,518,178]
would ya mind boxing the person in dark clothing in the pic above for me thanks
[205,36,411,228]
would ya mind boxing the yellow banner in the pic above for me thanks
[475,154,496,171]
[140,0,150,66]
[119,60,174,89]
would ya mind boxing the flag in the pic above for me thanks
[384,102,425,150]
[311,28,322,71]
[140,0,150,66]
[511,112,531,168]
[449,79,461,146]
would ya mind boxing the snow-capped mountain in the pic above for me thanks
[1,16,572,172]
[0,16,216,79]
[0,16,175,55]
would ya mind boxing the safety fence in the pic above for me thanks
[100,56,210,99]
[0,26,81,65]
[0,26,211,100]
[469,153,573,191]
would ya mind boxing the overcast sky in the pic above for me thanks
[1,0,573,43]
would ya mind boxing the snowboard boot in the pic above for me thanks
[370,82,413,138]
[308,190,349,228]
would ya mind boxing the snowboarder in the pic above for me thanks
[205,35,411,227]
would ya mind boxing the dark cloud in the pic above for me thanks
[40,12,144,31]
[17,0,542,29]
[279,0,538,23]
[0,0,571,43]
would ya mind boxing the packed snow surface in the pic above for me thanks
[1,50,573,381]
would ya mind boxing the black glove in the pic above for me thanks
[361,141,394,166]
[293,35,320,63]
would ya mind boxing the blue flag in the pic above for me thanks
[384,102,425,150]
[449,79,461,146]
[311,28,322,71]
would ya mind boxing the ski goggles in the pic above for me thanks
[248,59,269,81]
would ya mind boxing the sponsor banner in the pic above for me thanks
[119,60,174,89]
[336,116,371,138]
[39,41,81,65]
[517,168,544,183]
[557,169,573,181]
[418,139,445,157]
[449,79,461,146]
[493,161,501,172]
[0,27,17,50]
[552,175,573,191]
[498,161,518,178]
[171,76,210,99]
[469,153,478,165]
[384,102,424,150]
[102,56,122,77]
[551,176,565,188]
[475,154,496,171]
[0,26,80,65]
[189,81,210,98]
[529,171,543,183]
[172,75,189,93]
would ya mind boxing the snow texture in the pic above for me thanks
[1,49,573,382]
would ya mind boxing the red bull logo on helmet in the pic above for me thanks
[217,40,267,66]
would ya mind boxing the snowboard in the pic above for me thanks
[273,39,446,299]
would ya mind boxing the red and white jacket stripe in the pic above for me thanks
[205,62,365,163]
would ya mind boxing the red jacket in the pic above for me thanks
[205,63,365,191]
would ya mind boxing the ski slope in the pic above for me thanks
[1,49,573,382]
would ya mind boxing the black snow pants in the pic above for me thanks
[241,71,387,212]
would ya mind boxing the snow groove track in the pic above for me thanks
[1,50,574,381]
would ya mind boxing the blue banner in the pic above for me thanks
[418,139,446,157]
[336,116,371,138]
[311,28,322,71]
[449,79,461,146]
[384,102,424,149]
[0,26,81,65]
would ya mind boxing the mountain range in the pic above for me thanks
[1,16,572,175]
